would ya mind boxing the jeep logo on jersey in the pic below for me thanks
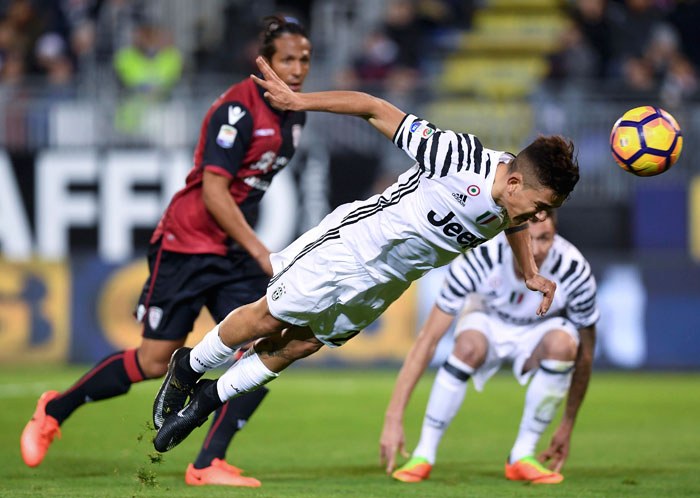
[427,210,488,249]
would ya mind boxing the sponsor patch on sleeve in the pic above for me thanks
[216,124,238,148]
[410,121,434,138]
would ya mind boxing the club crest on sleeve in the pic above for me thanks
[216,124,237,148]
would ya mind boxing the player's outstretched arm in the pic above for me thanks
[506,224,556,315]
[538,325,596,472]
[251,56,405,140]
[380,305,454,474]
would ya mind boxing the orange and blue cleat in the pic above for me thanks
[21,391,62,467]
[185,458,261,487]
[392,456,433,483]
[505,456,564,484]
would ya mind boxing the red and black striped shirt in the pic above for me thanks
[152,78,305,256]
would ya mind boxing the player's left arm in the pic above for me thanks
[538,324,596,472]
[506,223,556,315]
[251,56,405,140]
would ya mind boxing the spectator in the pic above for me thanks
[35,33,74,98]
[113,22,182,98]
[570,0,613,78]
[113,22,182,135]
[547,20,599,82]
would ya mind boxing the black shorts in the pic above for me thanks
[136,240,269,341]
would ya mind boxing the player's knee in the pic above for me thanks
[138,356,169,379]
[542,330,577,361]
[452,330,487,368]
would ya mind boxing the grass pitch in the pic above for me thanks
[2,366,700,497]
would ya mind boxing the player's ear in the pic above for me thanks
[506,171,523,194]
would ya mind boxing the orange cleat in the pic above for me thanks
[21,391,62,467]
[505,456,564,484]
[185,458,261,487]
[392,457,433,483]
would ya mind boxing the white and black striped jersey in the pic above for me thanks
[335,114,514,282]
[436,233,599,329]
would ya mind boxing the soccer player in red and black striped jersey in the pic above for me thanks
[21,16,311,487]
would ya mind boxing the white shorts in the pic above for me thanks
[266,209,410,348]
[454,311,579,391]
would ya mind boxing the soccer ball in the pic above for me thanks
[610,106,682,177]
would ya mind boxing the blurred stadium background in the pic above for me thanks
[1,0,699,373]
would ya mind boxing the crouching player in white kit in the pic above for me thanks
[381,212,597,484]
[150,56,580,454]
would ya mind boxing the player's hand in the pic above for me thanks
[538,424,571,473]
[525,274,556,315]
[379,416,409,473]
[250,56,302,111]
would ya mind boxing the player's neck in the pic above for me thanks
[491,163,509,208]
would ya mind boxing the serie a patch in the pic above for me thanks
[216,125,238,148]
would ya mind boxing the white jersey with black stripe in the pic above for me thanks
[436,233,599,329]
[335,114,514,282]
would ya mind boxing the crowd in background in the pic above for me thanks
[1,0,698,101]
[550,0,699,104]
[0,0,183,101]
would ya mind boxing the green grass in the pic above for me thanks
[2,366,700,497]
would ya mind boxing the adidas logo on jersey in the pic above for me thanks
[452,192,467,206]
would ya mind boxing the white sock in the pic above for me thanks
[189,325,235,373]
[413,354,474,465]
[509,359,574,463]
[216,347,278,401]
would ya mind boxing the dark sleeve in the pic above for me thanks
[202,101,254,179]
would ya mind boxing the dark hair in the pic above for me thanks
[514,135,579,199]
[259,15,309,60]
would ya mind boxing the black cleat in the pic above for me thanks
[153,379,217,452]
[153,347,200,430]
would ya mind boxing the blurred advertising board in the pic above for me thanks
[2,253,700,369]
[1,148,699,368]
